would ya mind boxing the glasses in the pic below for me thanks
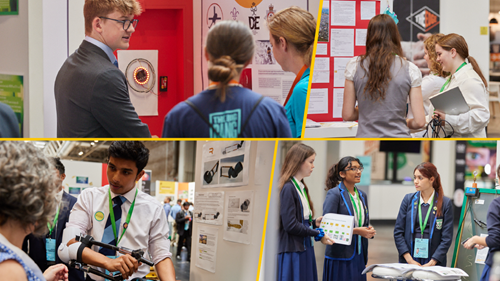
[344,167,364,173]
[99,17,139,31]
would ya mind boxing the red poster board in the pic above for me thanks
[308,0,380,122]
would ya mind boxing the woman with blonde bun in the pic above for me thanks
[268,6,316,138]
[162,20,291,138]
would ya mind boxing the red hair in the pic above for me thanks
[414,162,444,217]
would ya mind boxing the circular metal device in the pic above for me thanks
[125,58,156,93]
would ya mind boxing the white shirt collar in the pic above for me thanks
[85,36,117,65]
[419,190,435,206]
[108,185,137,203]
[292,177,304,189]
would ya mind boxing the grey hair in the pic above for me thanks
[0,141,58,236]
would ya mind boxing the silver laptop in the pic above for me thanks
[430,86,470,115]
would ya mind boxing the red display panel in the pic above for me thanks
[308,0,380,123]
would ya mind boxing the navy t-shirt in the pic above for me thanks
[162,87,292,138]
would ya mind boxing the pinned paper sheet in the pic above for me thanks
[312,57,330,83]
[331,1,356,26]
[331,29,354,57]
[308,88,329,114]
[316,43,328,55]
[333,88,344,118]
[360,1,376,20]
[356,29,367,46]
[334,57,351,88]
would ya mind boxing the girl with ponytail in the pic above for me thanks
[322,156,375,281]
[278,143,333,281]
[162,20,291,138]
[433,33,490,138]
[394,162,454,267]
[267,6,316,138]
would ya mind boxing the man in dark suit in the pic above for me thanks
[175,202,193,262]
[54,0,151,138]
[22,157,84,281]
[0,101,20,137]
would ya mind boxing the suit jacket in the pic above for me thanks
[22,192,84,281]
[54,40,151,138]
[0,102,20,137]
[393,192,454,265]
[322,182,370,263]
[175,210,193,237]
[278,180,320,254]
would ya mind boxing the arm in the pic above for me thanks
[155,258,176,281]
[429,199,454,265]
[438,79,490,135]
[394,195,411,258]
[175,211,188,224]
[485,199,500,248]
[323,189,339,215]
[162,105,184,138]
[407,86,426,129]
[280,184,319,237]
[91,70,151,138]
[0,260,28,281]
[342,80,358,121]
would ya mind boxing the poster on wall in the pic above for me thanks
[201,141,250,188]
[200,0,310,105]
[194,191,225,225]
[223,190,254,244]
[0,0,18,15]
[393,0,439,76]
[0,74,23,136]
[196,225,218,273]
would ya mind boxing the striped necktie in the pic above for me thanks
[99,196,125,256]
[113,60,119,68]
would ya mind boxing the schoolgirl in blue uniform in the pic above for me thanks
[462,166,500,281]
[322,156,375,281]
[394,162,454,267]
[278,143,333,281]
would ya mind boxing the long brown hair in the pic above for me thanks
[424,33,449,78]
[414,162,444,217]
[279,143,315,215]
[325,156,363,190]
[437,33,488,88]
[360,14,404,101]
[206,20,255,102]
[267,6,316,67]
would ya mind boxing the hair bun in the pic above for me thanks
[208,56,238,84]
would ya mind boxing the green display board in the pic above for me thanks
[452,188,500,281]
[0,0,18,15]
[0,74,24,136]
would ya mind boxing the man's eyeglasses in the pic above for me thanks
[344,167,364,173]
[99,17,139,31]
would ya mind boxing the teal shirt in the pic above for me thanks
[285,68,309,138]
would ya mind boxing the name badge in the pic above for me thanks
[105,255,119,281]
[46,238,56,262]
[310,225,314,247]
[414,238,429,259]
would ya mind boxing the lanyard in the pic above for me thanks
[283,65,308,106]
[348,188,363,228]
[108,188,138,245]
[208,80,242,89]
[291,178,312,223]
[47,204,60,237]
[418,199,434,238]
[440,62,466,92]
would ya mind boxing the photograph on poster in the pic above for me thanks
[196,225,218,273]
[318,1,330,42]
[224,190,254,244]
[203,160,220,185]
[255,40,276,65]
[221,140,245,155]
[194,191,225,225]
[220,155,245,185]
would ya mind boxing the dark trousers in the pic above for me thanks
[177,231,192,259]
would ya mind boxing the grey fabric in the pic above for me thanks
[0,102,20,138]
[54,40,151,138]
[354,57,412,138]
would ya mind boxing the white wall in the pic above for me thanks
[190,141,275,281]
[60,159,103,195]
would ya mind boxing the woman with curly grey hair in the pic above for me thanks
[0,142,69,281]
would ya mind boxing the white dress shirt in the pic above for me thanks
[66,185,171,281]
[429,62,489,138]
[350,189,365,228]
[292,177,312,220]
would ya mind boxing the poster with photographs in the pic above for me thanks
[194,191,225,225]
[200,0,310,104]
[223,190,254,244]
[196,225,218,273]
[201,141,250,188]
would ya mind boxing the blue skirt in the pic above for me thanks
[323,249,367,281]
[277,220,318,281]
[480,263,491,281]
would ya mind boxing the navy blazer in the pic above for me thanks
[485,197,500,266]
[279,180,320,254]
[22,192,84,281]
[322,182,370,263]
[393,192,454,265]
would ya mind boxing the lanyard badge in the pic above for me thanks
[414,200,433,259]
[108,188,138,246]
[46,204,61,263]
[348,188,363,254]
